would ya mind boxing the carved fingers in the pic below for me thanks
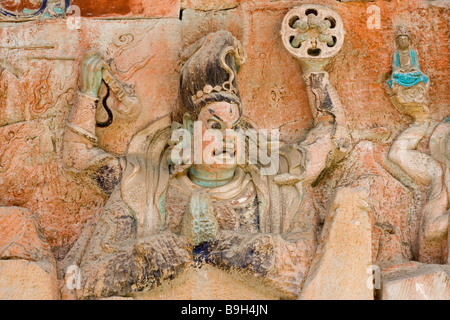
[80,51,108,98]
[273,173,305,185]
[181,191,220,247]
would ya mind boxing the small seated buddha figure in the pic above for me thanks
[387,26,429,89]
[387,26,430,121]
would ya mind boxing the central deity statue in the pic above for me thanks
[62,30,349,300]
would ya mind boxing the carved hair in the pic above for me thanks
[180,30,247,119]
[395,25,410,39]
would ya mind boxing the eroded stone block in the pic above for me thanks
[131,265,286,300]
[0,259,58,300]
[299,187,373,300]
[381,262,450,300]
[0,207,55,268]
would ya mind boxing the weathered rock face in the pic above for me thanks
[0,207,58,299]
[0,207,54,265]
[299,187,374,300]
[72,0,181,18]
[315,140,418,266]
[0,18,181,259]
[132,265,287,300]
[0,0,448,300]
[0,260,59,300]
[380,262,450,300]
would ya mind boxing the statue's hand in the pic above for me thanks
[182,191,219,247]
[80,51,108,98]
[209,231,276,275]
[400,67,415,73]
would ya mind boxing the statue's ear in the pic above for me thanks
[182,112,194,134]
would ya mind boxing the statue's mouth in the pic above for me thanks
[213,144,236,159]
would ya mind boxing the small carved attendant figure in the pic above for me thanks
[386,26,449,264]
[386,26,430,123]
[387,26,429,90]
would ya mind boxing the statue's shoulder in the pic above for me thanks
[127,115,172,155]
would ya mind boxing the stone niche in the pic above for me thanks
[0,0,449,300]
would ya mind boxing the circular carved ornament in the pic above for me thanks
[281,5,345,61]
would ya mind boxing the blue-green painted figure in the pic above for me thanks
[387,26,428,89]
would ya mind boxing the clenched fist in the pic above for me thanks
[80,51,108,98]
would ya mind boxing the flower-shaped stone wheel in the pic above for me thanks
[281,5,345,62]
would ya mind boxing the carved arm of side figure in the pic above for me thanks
[300,71,350,185]
[63,52,126,195]
[61,54,192,300]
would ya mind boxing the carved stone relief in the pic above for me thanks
[386,27,448,265]
[0,0,70,21]
[0,0,448,301]
[281,4,345,73]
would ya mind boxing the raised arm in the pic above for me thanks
[297,71,350,186]
[63,52,124,195]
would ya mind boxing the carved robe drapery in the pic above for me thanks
[67,114,320,299]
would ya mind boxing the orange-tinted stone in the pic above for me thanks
[0,18,181,258]
[71,0,180,18]
[0,207,54,265]
[0,0,448,269]
[0,0,42,12]
[0,260,58,300]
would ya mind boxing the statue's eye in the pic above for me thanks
[208,120,222,130]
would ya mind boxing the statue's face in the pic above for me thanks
[397,36,410,50]
[193,101,241,174]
